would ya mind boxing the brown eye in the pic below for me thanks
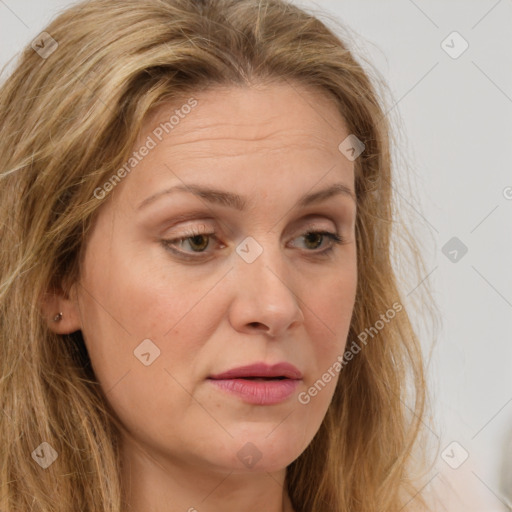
[303,232,324,250]
[186,234,210,252]
[162,229,217,257]
[291,230,346,253]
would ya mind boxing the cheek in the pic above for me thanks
[75,261,220,448]
[80,239,216,341]
[298,267,357,409]
[310,264,357,350]
[76,242,226,405]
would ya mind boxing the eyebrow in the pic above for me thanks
[137,182,356,211]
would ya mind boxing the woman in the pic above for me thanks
[0,0,436,510]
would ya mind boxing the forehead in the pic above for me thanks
[114,82,355,211]
[138,81,350,152]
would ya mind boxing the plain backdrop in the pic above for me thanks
[1,0,511,510]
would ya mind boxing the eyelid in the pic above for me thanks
[161,222,347,261]
[166,218,337,244]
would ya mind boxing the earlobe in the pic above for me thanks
[40,284,82,334]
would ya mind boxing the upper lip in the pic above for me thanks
[208,362,302,380]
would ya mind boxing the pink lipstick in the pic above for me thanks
[208,362,302,405]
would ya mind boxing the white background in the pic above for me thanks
[1,1,511,510]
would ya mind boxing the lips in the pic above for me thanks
[207,362,302,405]
[208,362,302,380]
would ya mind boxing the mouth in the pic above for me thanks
[207,362,302,405]
[208,362,303,381]
[231,376,288,380]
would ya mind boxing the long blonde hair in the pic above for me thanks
[0,0,437,510]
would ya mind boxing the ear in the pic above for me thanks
[40,282,82,334]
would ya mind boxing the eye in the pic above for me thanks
[161,227,221,260]
[291,230,346,253]
[161,227,347,260]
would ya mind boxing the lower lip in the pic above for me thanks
[208,378,300,405]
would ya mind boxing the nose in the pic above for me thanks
[227,237,305,338]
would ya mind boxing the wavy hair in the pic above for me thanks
[0,0,437,510]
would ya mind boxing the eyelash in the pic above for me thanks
[161,227,347,261]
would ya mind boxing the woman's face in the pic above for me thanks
[63,82,357,474]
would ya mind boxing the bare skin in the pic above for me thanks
[43,81,358,512]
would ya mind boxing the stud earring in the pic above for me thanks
[53,312,63,322]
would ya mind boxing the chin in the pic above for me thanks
[218,431,307,473]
